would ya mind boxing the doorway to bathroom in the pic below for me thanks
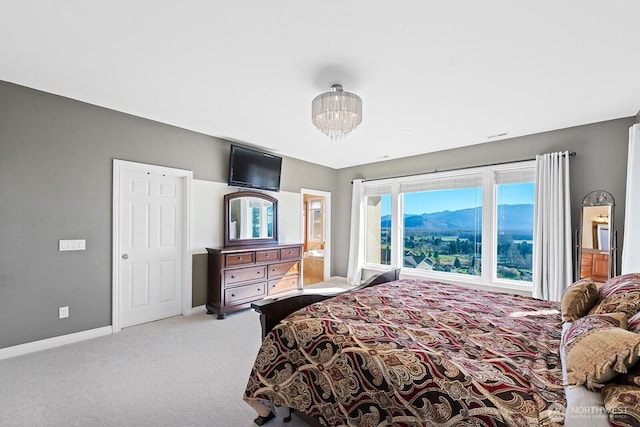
[301,188,331,285]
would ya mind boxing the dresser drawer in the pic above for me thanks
[256,249,279,263]
[225,252,255,267]
[268,261,299,278]
[280,246,301,260]
[225,283,266,305]
[224,266,266,285]
[268,275,299,295]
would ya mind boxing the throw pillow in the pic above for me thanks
[589,274,640,317]
[561,278,599,322]
[601,384,640,427]
[599,273,640,298]
[629,312,640,334]
[564,313,640,390]
[618,313,640,388]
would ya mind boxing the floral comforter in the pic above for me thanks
[244,279,566,426]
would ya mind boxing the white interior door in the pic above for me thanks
[114,161,191,329]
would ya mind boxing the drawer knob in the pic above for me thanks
[231,293,236,297]
[230,275,235,279]
[237,256,242,260]
[265,254,270,258]
[257,288,261,291]
[257,271,260,274]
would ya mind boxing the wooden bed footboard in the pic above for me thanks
[251,269,400,338]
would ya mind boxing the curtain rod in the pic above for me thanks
[352,151,576,184]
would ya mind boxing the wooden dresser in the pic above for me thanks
[580,249,610,282]
[206,243,303,319]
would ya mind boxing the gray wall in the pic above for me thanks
[0,80,338,349]
[332,118,632,277]
[0,78,631,351]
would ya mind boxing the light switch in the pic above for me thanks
[59,239,86,251]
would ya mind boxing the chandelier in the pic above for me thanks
[311,84,362,141]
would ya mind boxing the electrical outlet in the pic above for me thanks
[59,306,69,319]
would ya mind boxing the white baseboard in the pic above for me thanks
[0,326,113,361]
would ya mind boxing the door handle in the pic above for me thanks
[122,254,129,260]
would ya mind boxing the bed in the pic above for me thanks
[244,273,640,426]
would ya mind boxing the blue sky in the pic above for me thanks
[382,183,535,215]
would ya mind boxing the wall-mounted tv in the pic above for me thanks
[228,144,282,192]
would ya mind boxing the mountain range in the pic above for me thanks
[381,204,533,233]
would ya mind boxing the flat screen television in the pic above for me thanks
[228,144,282,192]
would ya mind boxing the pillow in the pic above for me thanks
[564,312,640,390]
[618,313,640,388]
[589,274,640,317]
[561,278,599,322]
[630,312,640,334]
[601,384,640,426]
[599,273,640,298]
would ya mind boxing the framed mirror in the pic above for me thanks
[577,190,615,282]
[224,191,278,247]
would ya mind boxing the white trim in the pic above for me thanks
[112,160,193,333]
[0,326,113,361]
[301,188,331,281]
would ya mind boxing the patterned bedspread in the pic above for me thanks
[244,279,566,426]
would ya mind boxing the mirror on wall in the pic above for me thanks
[224,191,278,247]
[308,198,324,242]
[577,190,616,282]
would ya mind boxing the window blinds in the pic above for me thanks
[362,162,535,194]
[494,166,536,185]
[399,173,483,193]
[363,182,393,196]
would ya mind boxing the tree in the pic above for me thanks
[506,245,527,268]
[454,257,461,268]
[518,241,532,258]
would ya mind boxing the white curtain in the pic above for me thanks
[622,124,640,274]
[347,179,365,286]
[533,151,573,301]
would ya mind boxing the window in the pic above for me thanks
[494,168,535,282]
[362,162,535,289]
[401,176,483,275]
[363,182,393,266]
[365,194,391,265]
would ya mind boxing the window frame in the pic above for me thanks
[361,161,536,292]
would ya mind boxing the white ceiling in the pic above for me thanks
[2,1,639,169]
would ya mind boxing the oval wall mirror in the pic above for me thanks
[224,191,278,247]
[577,190,616,282]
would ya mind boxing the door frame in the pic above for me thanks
[112,159,193,333]
[300,188,331,281]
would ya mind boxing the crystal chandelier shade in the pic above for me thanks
[311,84,362,141]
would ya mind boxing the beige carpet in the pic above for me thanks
[0,305,313,427]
